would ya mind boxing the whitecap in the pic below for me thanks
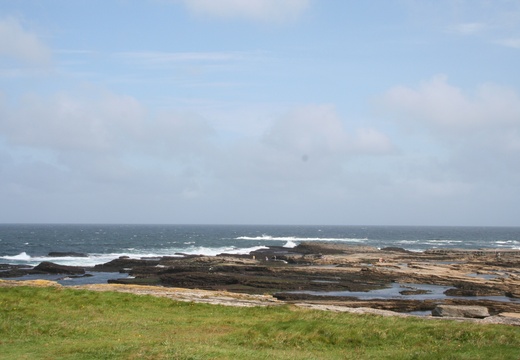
[178,245,267,256]
[236,235,367,242]
[424,240,462,245]
[396,240,419,244]
[1,252,31,261]
[496,240,519,244]
[283,240,298,248]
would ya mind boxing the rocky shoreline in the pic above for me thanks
[2,243,520,324]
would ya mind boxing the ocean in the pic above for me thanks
[1,224,519,269]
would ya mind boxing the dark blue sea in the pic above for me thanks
[1,224,519,268]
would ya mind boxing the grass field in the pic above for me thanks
[1,286,519,359]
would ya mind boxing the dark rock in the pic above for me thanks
[250,246,301,259]
[33,261,85,275]
[293,243,378,255]
[381,247,413,254]
[444,283,504,297]
[152,259,394,294]
[444,288,479,297]
[0,263,28,270]
[93,257,160,272]
[174,253,204,258]
[108,277,162,286]
[48,252,88,257]
[0,264,34,278]
[160,272,241,288]
[399,289,430,295]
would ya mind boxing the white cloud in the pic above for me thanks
[446,22,487,35]
[0,89,214,159]
[199,104,396,203]
[494,38,520,48]
[178,0,310,22]
[380,75,520,132]
[0,88,219,207]
[403,1,520,48]
[0,17,51,65]
[1,91,144,153]
[141,110,215,157]
[378,75,520,187]
[263,104,394,158]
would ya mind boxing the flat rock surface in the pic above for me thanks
[432,305,490,318]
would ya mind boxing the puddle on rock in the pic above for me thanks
[289,282,519,303]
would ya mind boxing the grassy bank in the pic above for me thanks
[1,286,519,359]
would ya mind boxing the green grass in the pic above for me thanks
[1,286,519,359]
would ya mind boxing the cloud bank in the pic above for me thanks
[381,75,520,133]
[379,75,520,188]
[0,17,51,65]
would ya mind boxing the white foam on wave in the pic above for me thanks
[1,251,154,267]
[1,244,275,267]
[424,239,462,244]
[496,240,519,244]
[37,246,269,266]
[24,253,132,267]
[236,235,367,242]
[1,252,31,261]
[178,245,268,256]
[396,240,419,244]
[283,240,298,248]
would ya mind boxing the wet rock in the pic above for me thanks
[444,288,481,297]
[0,263,27,270]
[33,261,85,275]
[0,264,34,278]
[444,283,505,297]
[505,290,520,298]
[432,305,490,318]
[250,246,304,260]
[160,272,241,288]
[381,247,414,253]
[293,243,378,255]
[93,257,160,272]
[399,289,430,296]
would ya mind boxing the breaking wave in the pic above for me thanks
[1,252,31,261]
[236,235,368,242]
[283,240,298,248]
[0,245,269,267]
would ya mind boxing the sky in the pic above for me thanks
[1,0,520,226]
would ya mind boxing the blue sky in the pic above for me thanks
[1,0,520,225]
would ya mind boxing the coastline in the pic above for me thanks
[2,243,520,325]
[1,279,519,326]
